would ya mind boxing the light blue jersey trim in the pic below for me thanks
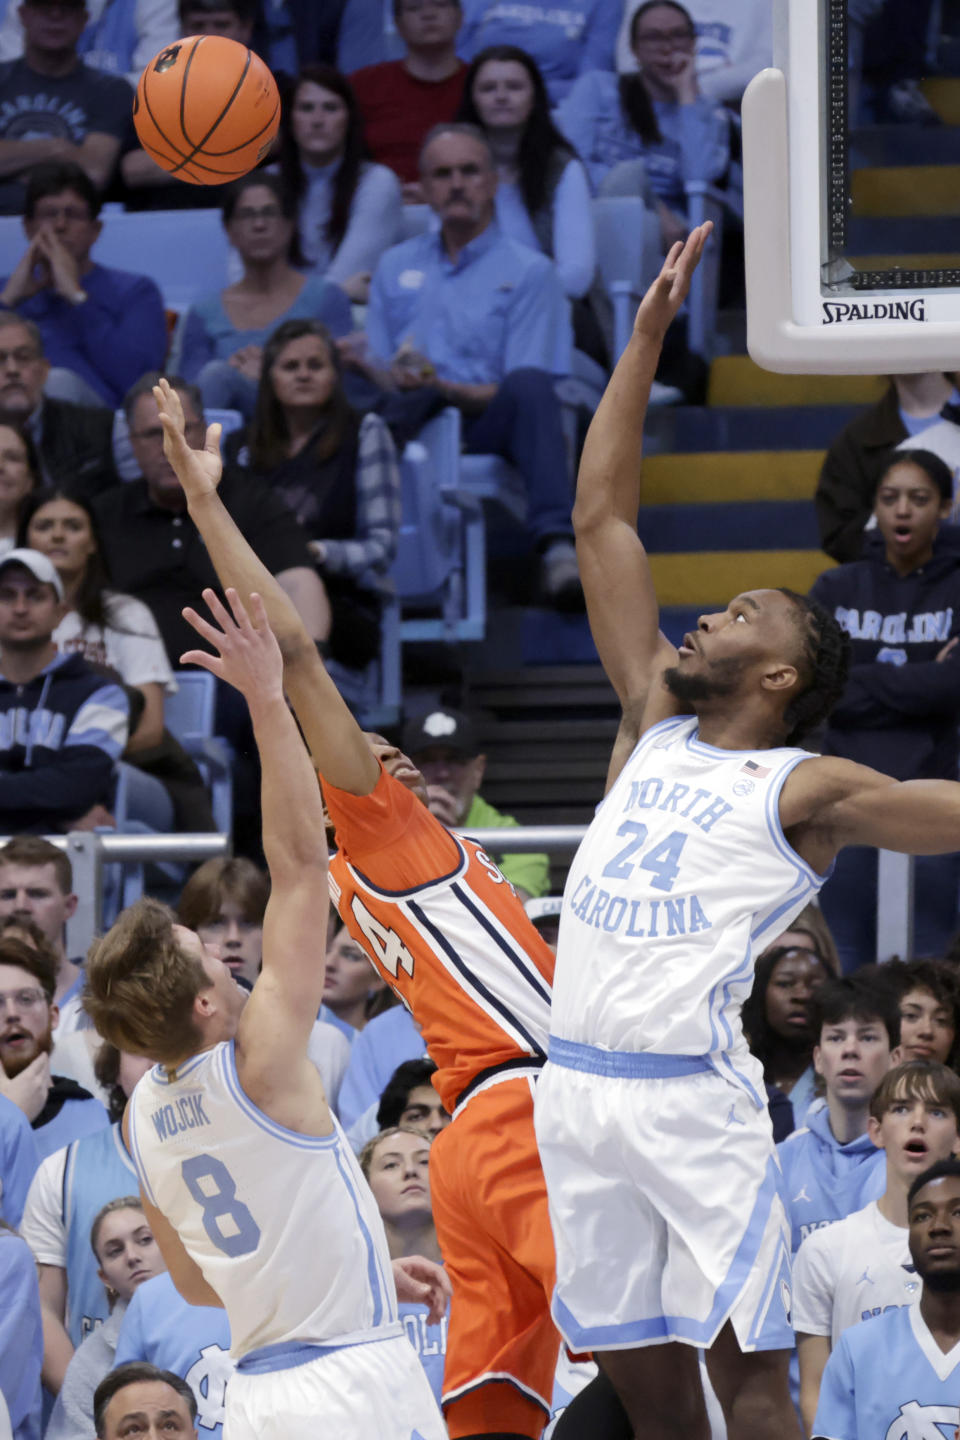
[148,1054,209,1087]
[331,1143,394,1330]
[706,940,764,1107]
[762,753,833,888]
[552,1154,785,1350]
[548,1038,711,1080]
[221,1043,340,1151]
[236,1327,403,1374]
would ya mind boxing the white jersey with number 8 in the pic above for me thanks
[128,1040,400,1359]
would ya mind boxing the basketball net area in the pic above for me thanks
[743,0,959,374]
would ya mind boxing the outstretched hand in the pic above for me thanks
[391,1255,452,1326]
[181,588,284,706]
[634,222,713,343]
[154,376,223,503]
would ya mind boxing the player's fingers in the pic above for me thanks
[204,421,223,457]
[198,587,237,634]
[179,649,225,678]
[181,604,228,647]
[247,591,271,634]
[223,587,254,633]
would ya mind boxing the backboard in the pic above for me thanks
[743,0,960,372]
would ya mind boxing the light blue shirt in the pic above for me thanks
[0,1231,42,1440]
[813,1303,960,1440]
[115,1273,233,1440]
[0,1093,39,1228]
[459,0,620,102]
[777,1106,885,1256]
[337,0,404,73]
[297,160,404,284]
[399,1302,447,1406]
[366,221,572,385]
[35,1094,109,1165]
[62,1123,139,1347]
[337,1006,426,1132]
[173,275,353,381]
[555,71,730,202]
[494,159,595,299]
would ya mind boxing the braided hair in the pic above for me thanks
[777,589,850,745]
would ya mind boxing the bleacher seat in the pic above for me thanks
[165,671,233,833]
[0,210,231,314]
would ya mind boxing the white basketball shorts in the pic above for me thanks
[225,1332,446,1440]
[533,1042,794,1354]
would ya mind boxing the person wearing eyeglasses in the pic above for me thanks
[0,934,108,1160]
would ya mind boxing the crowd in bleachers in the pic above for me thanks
[0,0,957,1435]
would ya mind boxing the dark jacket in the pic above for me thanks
[0,651,129,831]
[38,396,118,499]
[809,526,960,781]
[815,385,907,562]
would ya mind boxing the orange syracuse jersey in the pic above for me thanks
[323,765,555,1114]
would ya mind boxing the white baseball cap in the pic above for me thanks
[0,547,65,601]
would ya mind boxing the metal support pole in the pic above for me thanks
[876,849,915,962]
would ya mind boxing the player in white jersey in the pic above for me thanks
[83,588,447,1440]
[536,223,960,1440]
[812,1158,960,1440]
[794,1061,960,1431]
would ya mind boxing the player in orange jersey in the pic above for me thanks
[153,379,565,1440]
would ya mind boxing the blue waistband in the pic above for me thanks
[237,1329,398,1374]
[548,1036,713,1080]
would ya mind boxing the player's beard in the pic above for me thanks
[0,1021,52,1077]
[662,655,747,706]
[918,1264,960,1293]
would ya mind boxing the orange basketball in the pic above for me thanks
[133,35,281,186]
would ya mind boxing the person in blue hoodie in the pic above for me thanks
[809,449,960,971]
[0,548,128,835]
[777,975,899,1257]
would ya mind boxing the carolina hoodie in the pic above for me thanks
[0,652,128,832]
[777,1104,885,1254]
[809,525,960,780]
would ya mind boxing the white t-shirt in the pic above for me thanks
[792,1200,921,1345]
[307,1019,351,1117]
[616,0,773,99]
[54,594,176,693]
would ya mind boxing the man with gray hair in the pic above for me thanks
[357,122,582,609]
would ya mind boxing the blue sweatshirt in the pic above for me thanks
[777,1105,885,1254]
[0,652,128,833]
[809,526,960,781]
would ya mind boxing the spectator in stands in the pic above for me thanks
[349,0,466,195]
[0,836,80,1022]
[742,905,839,1138]
[180,0,252,43]
[20,1045,151,1393]
[176,856,269,989]
[338,1007,428,1137]
[46,1197,166,1440]
[94,1365,199,1440]
[377,1057,450,1139]
[274,65,403,302]
[114,1272,233,1440]
[458,0,619,103]
[0,422,39,556]
[456,46,595,303]
[0,548,129,834]
[795,1061,960,1433]
[0,0,132,214]
[0,0,177,90]
[360,1126,447,1405]
[556,0,729,246]
[172,174,353,419]
[777,974,898,1256]
[811,450,960,969]
[92,373,330,668]
[224,319,400,676]
[524,895,561,952]
[811,1157,960,1440]
[883,960,960,1070]
[322,921,392,1036]
[400,706,550,899]
[176,857,352,1105]
[0,934,108,1160]
[0,163,167,409]
[816,371,959,562]
[616,0,773,105]
[0,1089,40,1226]
[360,124,581,608]
[0,1219,42,1440]
[0,315,117,495]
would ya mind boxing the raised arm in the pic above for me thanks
[180,589,331,1133]
[574,226,711,724]
[154,379,379,799]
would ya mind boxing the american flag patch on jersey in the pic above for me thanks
[740,760,770,778]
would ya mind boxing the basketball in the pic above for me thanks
[133,35,281,187]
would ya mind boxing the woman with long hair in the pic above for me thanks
[456,45,594,301]
[741,905,839,1137]
[224,318,401,676]
[556,0,729,247]
[275,65,403,302]
[0,422,39,556]
[172,171,354,418]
